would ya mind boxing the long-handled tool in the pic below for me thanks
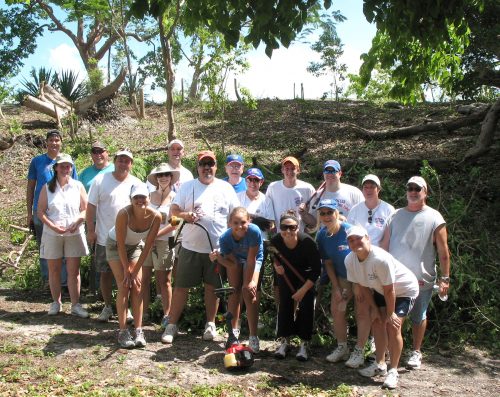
[308,181,327,210]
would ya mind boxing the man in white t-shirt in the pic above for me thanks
[86,149,141,321]
[265,156,315,232]
[345,226,418,389]
[347,174,395,247]
[162,150,239,344]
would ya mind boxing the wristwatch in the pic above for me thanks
[440,276,450,282]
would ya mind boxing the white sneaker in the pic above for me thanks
[274,338,288,359]
[232,328,240,339]
[407,350,422,369]
[97,306,113,322]
[345,346,365,368]
[383,368,399,389]
[296,341,309,362]
[249,336,260,353]
[118,329,135,349]
[326,344,350,363]
[358,361,388,377]
[48,302,60,316]
[202,322,217,341]
[134,328,147,348]
[161,323,178,344]
[126,309,134,324]
[71,303,89,318]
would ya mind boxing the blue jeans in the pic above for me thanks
[33,214,67,285]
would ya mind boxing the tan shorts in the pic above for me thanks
[105,237,143,263]
[40,233,89,260]
[143,240,174,271]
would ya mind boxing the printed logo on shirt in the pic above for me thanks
[368,272,377,281]
[373,217,386,229]
[294,196,302,206]
[335,199,349,214]
[337,245,349,251]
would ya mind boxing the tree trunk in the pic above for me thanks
[23,95,69,118]
[159,17,176,141]
[234,78,241,101]
[188,64,203,101]
[0,105,4,119]
[464,98,500,160]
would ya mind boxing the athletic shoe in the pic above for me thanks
[134,328,147,348]
[97,306,113,322]
[232,328,240,339]
[274,338,289,359]
[326,344,350,363]
[126,309,134,324]
[71,303,89,318]
[346,346,365,368]
[358,361,388,377]
[202,322,217,341]
[48,302,60,316]
[367,336,376,355]
[296,341,309,362]
[118,329,135,349]
[383,368,399,389]
[407,350,422,369]
[159,315,169,329]
[161,323,178,344]
[249,336,260,354]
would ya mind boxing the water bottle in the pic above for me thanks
[433,284,448,301]
[338,288,348,311]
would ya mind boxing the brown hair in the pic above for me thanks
[229,206,250,222]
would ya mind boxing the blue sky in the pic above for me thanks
[10,0,376,101]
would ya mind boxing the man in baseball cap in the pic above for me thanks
[223,154,246,193]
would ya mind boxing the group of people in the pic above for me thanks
[27,129,451,390]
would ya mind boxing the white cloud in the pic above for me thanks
[48,44,87,82]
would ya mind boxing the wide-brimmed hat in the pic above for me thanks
[147,163,180,187]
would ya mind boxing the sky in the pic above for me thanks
[11,0,376,102]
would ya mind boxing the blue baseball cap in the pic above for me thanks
[323,160,341,172]
[226,154,244,164]
[317,199,338,211]
[246,168,264,180]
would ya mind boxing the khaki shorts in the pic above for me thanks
[94,244,110,272]
[40,233,89,260]
[105,237,143,263]
[174,247,221,288]
[143,240,175,271]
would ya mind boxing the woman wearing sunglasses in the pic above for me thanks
[271,210,321,361]
[143,164,180,333]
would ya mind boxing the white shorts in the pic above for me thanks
[40,233,89,260]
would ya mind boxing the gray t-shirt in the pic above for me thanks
[387,206,446,290]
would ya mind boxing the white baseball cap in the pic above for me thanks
[346,225,368,238]
[362,174,381,188]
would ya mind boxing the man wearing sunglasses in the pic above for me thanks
[163,150,239,344]
[79,142,114,193]
[380,176,450,371]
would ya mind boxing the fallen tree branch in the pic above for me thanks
[339,157,456,172]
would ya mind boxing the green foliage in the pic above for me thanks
[19,67,58,97]
[85,59,104,94]
[239,87,258,110]
[346,67,393,103]
[56,70,87,101]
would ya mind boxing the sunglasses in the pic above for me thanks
[227,163,242,169]
[198,160,216,167]
[319,210,334,216]
[368,209,373,224]
[280,224,298,231]
[91,149,105,154]
[247,177,261,183]
[156,172,172,178]
[323,168,339,174]
[407,186,422,192]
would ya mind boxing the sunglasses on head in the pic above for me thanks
[319,210,334,216]
[280,224,298,231]
[368,209,373,224]
[91,149,105,154]
[407,185,422,192]
[156,172,172,178]
[246,177,261,183]
[198,160,216,167]
[323,168,338,174]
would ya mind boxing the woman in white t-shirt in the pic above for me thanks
[37,154,89,318]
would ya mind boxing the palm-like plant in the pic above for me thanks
[55,70,87,101]
[19,67,58,97]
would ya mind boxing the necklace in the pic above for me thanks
[326,222,341,237]
[159,185,170,203]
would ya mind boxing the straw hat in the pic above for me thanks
[147,163,180,187]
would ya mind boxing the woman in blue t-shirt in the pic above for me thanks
[210,207,263,353]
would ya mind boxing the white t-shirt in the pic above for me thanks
[265,179,315,231]
[316,184,364,217]
[347,200,395,246]
[237,190,275,221]
[345,245,418,298]
[172,178,239,253]
[88,172,142,246]
[147,164,194,193]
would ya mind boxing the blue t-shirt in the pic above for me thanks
[79,163,114,192]
[315,222,352,279]
[27,153,78,212]
[223,176,247,193]
[219,223,264,264]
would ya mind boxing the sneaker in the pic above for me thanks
[134,328,147,348]
[383,368,399,389]
[367,336,376,355]
[161,323,178,344]
[296,341,309,362]
[118,329,135,349]
[202,322,217,341]
[48,302,60,316]
[232,328,240,339]
[71,303,89,318]
[249,336,260,354]
[346,346,365,368]
[407,350,422,369]
[274,338,289,359]
[126,309,134,324]
[160,315,170,330]
[97,306,113,322]
[326,344,350,363]
[358,361,388,377]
